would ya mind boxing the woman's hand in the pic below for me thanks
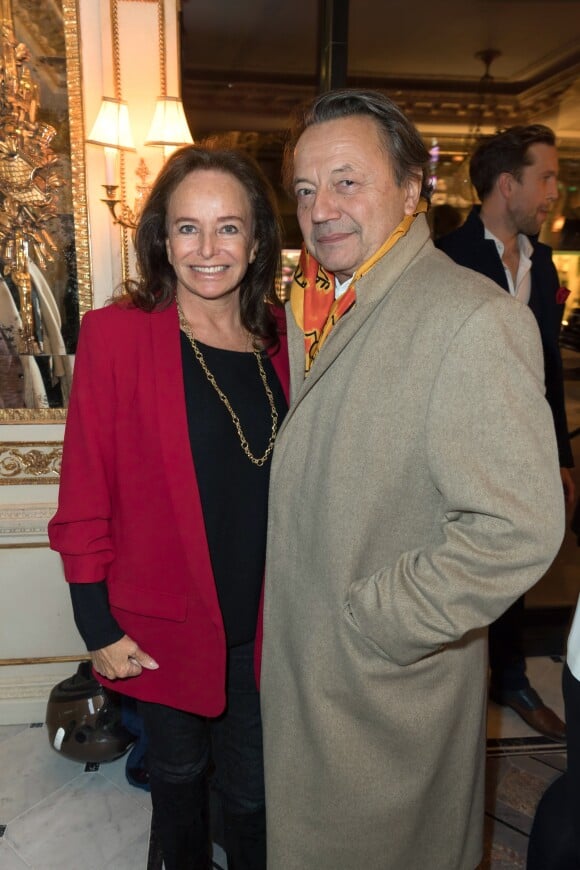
[90,634,159,680]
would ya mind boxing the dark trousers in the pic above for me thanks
[139,642,266,870]
[527,664,580,868]
[489,595,529,692]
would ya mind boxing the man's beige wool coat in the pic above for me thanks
[261,214,564,870]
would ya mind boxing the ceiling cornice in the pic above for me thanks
[182,51,580,136]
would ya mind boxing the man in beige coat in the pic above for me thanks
[261,89,565,870]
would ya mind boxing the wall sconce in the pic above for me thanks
[87,93,192,230]
[86,96,139,229]
[86,0,193,252]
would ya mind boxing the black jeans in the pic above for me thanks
[527,664,580,869]
[489,595,529,692]
[139,642,266,870]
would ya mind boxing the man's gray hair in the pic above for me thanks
[283,88,432,202]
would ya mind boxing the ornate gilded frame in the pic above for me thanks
[0,0,91,423]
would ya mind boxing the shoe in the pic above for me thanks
[489,686,566,742]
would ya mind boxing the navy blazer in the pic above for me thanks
[436,207,573,467]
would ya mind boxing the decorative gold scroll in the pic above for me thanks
[0,441,62,483]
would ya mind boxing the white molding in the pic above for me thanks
[0,501,56,539]
[0,672,61,725]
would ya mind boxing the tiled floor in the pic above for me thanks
[482,655,568,869]
[0,653,568,870]
[0,722,154,870]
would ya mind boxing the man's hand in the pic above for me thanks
[560,467,576,511]
[91,634,159,680]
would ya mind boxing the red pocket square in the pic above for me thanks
[556,286,570,304]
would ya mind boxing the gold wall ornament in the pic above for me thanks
[0,0,92,422]
[0,7,63,355]
[0,440,62,483]
[100,156,152,230]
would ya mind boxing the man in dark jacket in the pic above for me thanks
[437,125,574,742]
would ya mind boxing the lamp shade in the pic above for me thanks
[145,97,193,147]
[86,97,136,150]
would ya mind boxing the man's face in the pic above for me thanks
[292,115,421,282]
[505,143,559,236]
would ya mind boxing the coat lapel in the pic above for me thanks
[150,302,222,631]
[282,216,432,425]
[463,209,510,290]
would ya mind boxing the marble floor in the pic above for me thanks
[0,652,569,870]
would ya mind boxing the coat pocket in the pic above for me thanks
[109,580,188,622]
[342,597,392,660]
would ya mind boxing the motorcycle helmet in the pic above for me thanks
[46,661,135,763]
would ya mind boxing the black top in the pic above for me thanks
[181,331,287,645]
[70,329,287,651]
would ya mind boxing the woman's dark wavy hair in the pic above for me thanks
[469,124,556,201]
[282,88,432,202]
[116,143,284,348]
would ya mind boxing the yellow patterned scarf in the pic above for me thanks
[290,200,428,374]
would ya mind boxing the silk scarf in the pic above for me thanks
[290,200,428,374]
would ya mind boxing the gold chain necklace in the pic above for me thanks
[177,300,278,467]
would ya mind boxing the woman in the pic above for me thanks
[48,145,289,870]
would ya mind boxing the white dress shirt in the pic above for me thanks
[484,227,533,305]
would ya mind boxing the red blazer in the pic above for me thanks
[48,301,289,716]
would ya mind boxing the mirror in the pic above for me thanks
[0,0,91,422]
